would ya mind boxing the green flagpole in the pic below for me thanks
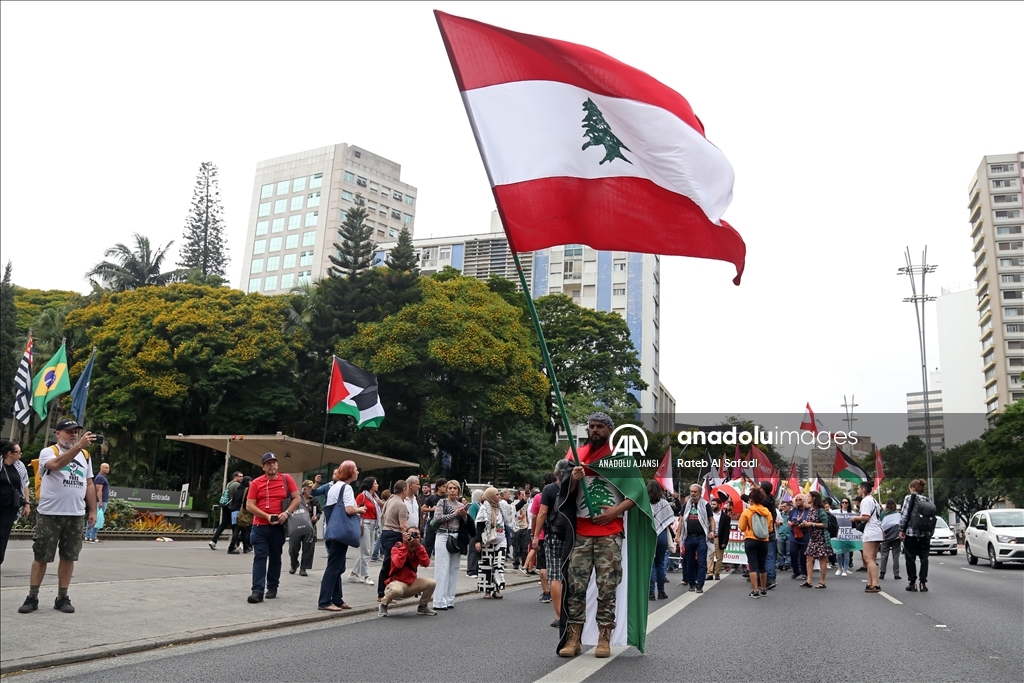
[509,250,595,515]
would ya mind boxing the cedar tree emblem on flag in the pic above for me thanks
[581,98,631,165]
[327,357,385,429]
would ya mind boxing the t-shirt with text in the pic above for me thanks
[37,445,94,516]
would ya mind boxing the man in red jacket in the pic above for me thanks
[378,527,437,617]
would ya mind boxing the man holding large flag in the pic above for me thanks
[556,413,655,658]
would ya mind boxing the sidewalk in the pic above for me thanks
[0,538,538,674]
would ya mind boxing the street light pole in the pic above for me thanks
[898,246,937,502]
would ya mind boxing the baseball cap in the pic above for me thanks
[54,418,81,432]
[261,452,278,464]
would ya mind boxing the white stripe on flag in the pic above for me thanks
[463,80,734,224]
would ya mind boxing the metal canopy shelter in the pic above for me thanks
[166,434,418,491]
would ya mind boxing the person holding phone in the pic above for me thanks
[245,452,299,604]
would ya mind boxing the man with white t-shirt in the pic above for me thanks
[18,418,97,615]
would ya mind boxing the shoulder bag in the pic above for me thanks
[324,483,361,546]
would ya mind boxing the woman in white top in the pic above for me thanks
[851,481,884,593]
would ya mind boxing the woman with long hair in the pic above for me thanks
[739,486,774,598]
[349,476,379,585]
[318,461,363,611]
[432,480,468,610]
[1,440,31,565]
[648,479,674,600]
[475,487,506,599]
[851,481,883,593]
[801,490,831,589]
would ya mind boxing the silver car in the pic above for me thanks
[929,517,957,555]
[965,508,1024,568]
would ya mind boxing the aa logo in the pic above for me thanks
[609,424,648,459]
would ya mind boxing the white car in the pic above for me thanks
[964,508,1024,568]
[929,517,957,555]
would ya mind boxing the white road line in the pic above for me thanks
[960,567,985,574]
[534,574,726,683]
[877,590,903,605]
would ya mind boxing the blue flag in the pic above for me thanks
[70,349,96,424]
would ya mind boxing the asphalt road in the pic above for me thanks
[6,556,1021,683]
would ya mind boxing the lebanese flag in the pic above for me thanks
[874,448,885,491]
[435,11,746,284]
[799,403,818,434]
[654,448,674,495]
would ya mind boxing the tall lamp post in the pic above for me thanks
[898,246,937,501]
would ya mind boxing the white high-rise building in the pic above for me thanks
[935,284,988,447]
[239,144,417,294]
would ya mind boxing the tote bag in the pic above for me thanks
[324,483,361,546]
[284,505,313,538]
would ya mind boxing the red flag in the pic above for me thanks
[874,448,885,491]
[654,448,674,495]
[750,445,780,493]
[435,11,746,284]
[799,403,818,434]
[788,461,801,499]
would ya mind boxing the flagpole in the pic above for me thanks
[509,250,595,515]
[319,356,333,473]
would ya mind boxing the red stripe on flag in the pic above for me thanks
[494,177,745,284]
[327,357,351,412]
[435,11,707,136]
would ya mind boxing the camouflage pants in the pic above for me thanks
[564,533,622,627]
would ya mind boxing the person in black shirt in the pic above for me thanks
[759,481,778,590]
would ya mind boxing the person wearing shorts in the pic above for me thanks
[19,418,97,615]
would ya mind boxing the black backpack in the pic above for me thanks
[546,490,569,538]
[907,494,937,537]
[826,510,839,537]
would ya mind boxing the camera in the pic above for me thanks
[93,434,105,445]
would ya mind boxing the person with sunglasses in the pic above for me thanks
[378,527,437,617]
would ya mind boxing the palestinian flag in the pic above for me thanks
[556,441,656,653]
[810,476,835,504]
[327,357,384,429]
[435,11,746,285]
[832,448,868,484]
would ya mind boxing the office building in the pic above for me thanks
[936,284,989,446]
[239,143,417,293]
[969,152,1024,417]
[906,371,944,453]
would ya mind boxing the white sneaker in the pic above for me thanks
[208,541,216,550]
[836,569,842,576]
[347,574,362,583]
[377,603,388,617]
[363,577,375,585]
[842,571,849,577]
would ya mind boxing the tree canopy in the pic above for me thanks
[87,233,184,292]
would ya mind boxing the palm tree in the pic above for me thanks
[87,234,185,292]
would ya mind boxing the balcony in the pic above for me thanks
[563,272,582,281]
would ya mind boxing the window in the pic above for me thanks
[404,195,415,206]
[984,349,995,365]
[342,190,353,202]
[1009,341,1024,349]
[1004,291,1023,300]
[993,195,1019,203]
[1009,358,1024,366]
[377,230,386,238]
[999,257,1024,266]
[343,171,355,183]
[280,273,295,290]
[1005,308,1023,316]
[250,259,264,274]
[340,210,348,222]
[998,241,1024,251]
[353,150,361,158]
[266,256,280,272]
[993,178,1019,188]
[248,278,261,293]
[253,239,266,255]
[310,173,322,189]
[393,190,402,201]
[269,237,283,252]
[987,397,999,413]
[440,249,450,260]
[996,210,1022,219]
[272,218,285,233]
[292,176,306,192]
[613,287,626,296]
[613,262,626,271]
[302,231,316,247]
[290,195,303,211]
[356,176,368,187]
[307,192,321,208]
[305,211,318,227]
[990,163,1016,173]
[1013,392,1024,401]
[389,209,400,220]
[986,383,997,397]
[370,182,380,194]
[288,215,301,230]
[255,220,269,236]
[286,234,299,250]
[984,367,996,381]
[368,200,378,209]
[274,199,287,214]
[258,202,271,217]
[1008,324,1023,333]
[264,275,278,292]
[283,253,297,269]
[389,227,399,238]
[299,251,314,267]
[261,184,274,199]
[1002,274,1022,283]
[996,226,1022,235]
[403,213,413,225]
[564,246,583,257]
[380,185,389,195]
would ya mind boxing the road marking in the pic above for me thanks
[534,574,726,683]
[877,591,903,605]
[960,567,985,574]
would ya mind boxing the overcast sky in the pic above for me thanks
[2,2,1021,418]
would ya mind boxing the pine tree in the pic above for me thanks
[0,261,18,417]
[328,194,376,279]
[386,227,419,273]
[581,98,632,165]
[178,161,228,279]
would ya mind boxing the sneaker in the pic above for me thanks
[227,549,240,555]
[417,605,437,616]
[540,593,552,603]
[208,541,217,550]
[713,574,720,581]
[759,590,767,597]
[18,595,39,613]
[378,603,389,617]
[658,591,669,600]
[856,567,868,573]
[363,577,374,585]
[842,571,849,577]
[550,619,559,627]
[299,569,308,577]
[649,592,656,601]
[289,566,298,574]
[905,583,918,592]
[748,590,761,599]
[766,581,777,590]
[247,592,264,603]
[696,586,704,594]
[688,584,696,592]
[836,569,842,576]
[347,574,363,583]
[265,589,277,599]
[54,595,75,613]
[243,548,252,554]
[919,582,928,592]
[879,574,885,580]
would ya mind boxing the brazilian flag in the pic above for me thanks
[32,342,71,420]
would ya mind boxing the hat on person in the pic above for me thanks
[302,480,315,488]
[261,452,278,464]
[54,418,81,432]
[587,412,614,428]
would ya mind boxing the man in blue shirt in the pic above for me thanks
[85,463,110,543]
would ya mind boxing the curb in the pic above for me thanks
[0,573,539,675]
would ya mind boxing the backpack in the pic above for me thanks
[826,510,839,537]
[219,485,231,506]
[907,494,937,537]
[751,511,769,540]
[546,489,568,538]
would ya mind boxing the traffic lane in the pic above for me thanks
[23,583,578,683]
[584,574,1022,683]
